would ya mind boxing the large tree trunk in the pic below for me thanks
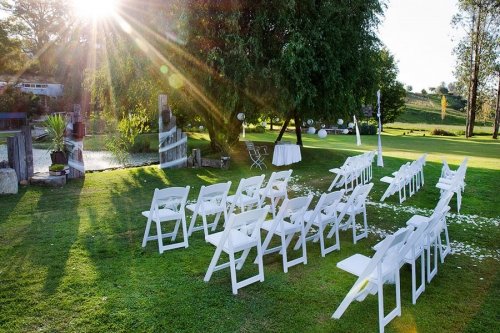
[493,71,500,139]
[275,116,291,143]
[294,112,303,146]
[466,4,483,138]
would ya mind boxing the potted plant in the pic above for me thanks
[45,114,68,165]
[49,164,67,176]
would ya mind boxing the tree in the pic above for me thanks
[375,49,406,125]
[429,87,436,93]
[406,85,413,92]
[0,19,26,72]
[421,89,428,95]
[0,0,70,74]
[453,0,500,137]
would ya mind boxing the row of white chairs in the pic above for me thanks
[141,170,293,254]
[328,151,376,192]
[380,154,427,203]
[332,191,454,332]
[142,170,375,294]
[204,182,374,293]
[437,157,468,213]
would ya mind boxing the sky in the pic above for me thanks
[378,0,462,92]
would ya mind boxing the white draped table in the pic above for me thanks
[272,144,302,166]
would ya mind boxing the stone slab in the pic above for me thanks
[0,168,18,194]
[30,172,66,187]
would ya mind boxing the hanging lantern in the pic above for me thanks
[261,121,267,127]
[307,127,316,134]
[342,129,349,134]
[237,113,245,121]
[317,129,327,138]
[348,122,355,129]
[307,119,314,126]
[337,119,344,126]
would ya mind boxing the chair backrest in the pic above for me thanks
[195,181,232,211]
[220,206,270,249]
[261,170,293,198]
[312,190,345,222]
[151,186,190,214]
[228,175,265,213]
[349,183,374,210]
[273,195,313,227]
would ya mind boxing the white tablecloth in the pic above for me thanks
[272,144,302,166]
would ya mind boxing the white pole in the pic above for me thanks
[377,90,384,167]
[242,122,246,138]
[354,115,361,146]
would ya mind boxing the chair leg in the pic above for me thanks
[204,246,223,282]
[188,212,198,236]
[181,215,189,248]
[142,218,153,247]
[229,251,238,294]
[171,218,181,241]
[156,221,164,254]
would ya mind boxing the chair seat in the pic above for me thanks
[380,176,394,184]
[227,194,259,206]
[261,219,300,235]
[304,210,335,227]
[205,230,257,253]
[406,215,428,227]
[259,187,286,198]
[337,253,396,279]
[142,208,181,221]
[186,202,225,215]
[335,202,362,215]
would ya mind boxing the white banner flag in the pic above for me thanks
[354,115,361,146]
[376,90,384,167]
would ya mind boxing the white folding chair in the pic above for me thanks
[380,163,409,203]
[295,190,345,257]
[226,175,265,216]
[328,156,355,192]
[260,195,313,273]
[331,183,374,244]
[259,170,293,218]
[406,192,453,283]
[141,186,190,253]
[187,181,232,238]
[204,206,270,294]
[245,141,268,169]
[436,157,468,213]
[332,227,413,333]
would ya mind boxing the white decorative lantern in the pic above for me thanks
[321,124,326,128]
[348,122,355,129]
[337,119,344,126]
[237,113,245,121]
[307,119,314,126]
[342,128,349,134]
[307,127,316,134]
[317,129,327,138]
[261,121,267,127]
[199,125,204,131]
[274,117,280,122]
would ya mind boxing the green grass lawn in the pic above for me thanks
[0,132,499,332]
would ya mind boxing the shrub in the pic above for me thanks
[431,128,456,136]
[246,125,266,133]
[49,164,65,171]
[359,124,377,135]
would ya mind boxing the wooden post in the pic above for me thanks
[22,126,34,179]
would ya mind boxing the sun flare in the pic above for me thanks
[72,0,117,20]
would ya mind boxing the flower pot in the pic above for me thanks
[50,151,68,165]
